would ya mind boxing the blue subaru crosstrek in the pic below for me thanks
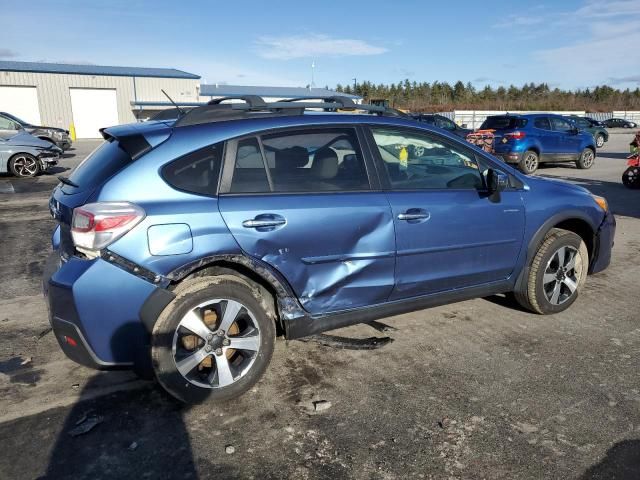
[43,97,615,403]
[480,114,597,175]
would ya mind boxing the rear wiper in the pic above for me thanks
[58,176,79,188]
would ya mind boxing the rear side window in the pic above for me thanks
[65,140,131,193]
[534,117,551,130]
[480,116,527,130]
[228,128,370,193]
[162,143,223,196]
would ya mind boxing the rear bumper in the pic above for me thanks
[590,211,616,274]
[493,151,523,164]
[43,251,159,370]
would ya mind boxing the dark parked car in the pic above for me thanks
[603,118,637,129]
[0,111,72,150]
[566,116,608,148]
[44,97,614,404]
[480,114,597,174]
[412,113,472,138]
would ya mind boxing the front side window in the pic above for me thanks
[551,117,573,132]
[162,143,223,196]
[534,117,551,130]
[228,128,370,193]
[371,128,482,190]
[0,115,18,130]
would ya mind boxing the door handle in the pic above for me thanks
[242,214,286,229]
[397,209,430,221]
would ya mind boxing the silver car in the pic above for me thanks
[0,130,63,178]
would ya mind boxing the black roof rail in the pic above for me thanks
[173,95,408,128]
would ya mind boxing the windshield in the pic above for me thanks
[1,112,30,126]
[480,116,528,130]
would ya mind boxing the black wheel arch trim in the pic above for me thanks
[514,211,599,294]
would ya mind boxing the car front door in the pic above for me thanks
[550,116,581,159]
[367,126,525,300]
[217,126,396,315]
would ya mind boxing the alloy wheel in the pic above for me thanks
[172,298,261,389]
[543,246,582,305]
[596,135,604,148]
[581,150,594,168]
[524,153,538,173]
[12,155,38,177]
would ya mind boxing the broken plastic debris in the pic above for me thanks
[68,414,104,437]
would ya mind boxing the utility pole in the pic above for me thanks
[311,61,316,88]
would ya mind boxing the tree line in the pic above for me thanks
[333,80,640,112]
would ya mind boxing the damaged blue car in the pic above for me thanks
[44,96,615,403]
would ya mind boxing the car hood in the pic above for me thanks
[527,174,592,196]
[1,131,58,149]
[26,125,68,133]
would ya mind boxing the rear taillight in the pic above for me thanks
[505,131,526,140]
[71,202,145,254]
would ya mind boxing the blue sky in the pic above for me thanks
[1,0,639,90]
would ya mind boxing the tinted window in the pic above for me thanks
[371,128,482,190]
[550,117,572,132]
[162,143,223,196]
[534,117,551,130]
[229,137,270,193]
[228,129,370,193]
[480,116,527,130]
[65,141,131,193]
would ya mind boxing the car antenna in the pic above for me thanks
[161,89,185,117]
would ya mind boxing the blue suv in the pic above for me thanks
[44,97,615,403]
[481,114,597,174]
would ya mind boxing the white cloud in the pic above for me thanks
[254,34,388,60]
[493,14,543,28]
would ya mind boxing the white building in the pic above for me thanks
[0,61,201,138]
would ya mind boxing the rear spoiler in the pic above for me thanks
[100,122,172,160]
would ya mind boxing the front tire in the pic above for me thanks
[518,150,539,175]
[576,148,595,169]
[151,276,276,404]
[514,228,588,314]
[595,134,605,148]
[9,153,41,178]
[623,166,640,189]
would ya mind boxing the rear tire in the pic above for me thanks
[9,153,41,178]
[514,228,588,314]
[595,134,605,148]
[151,276,276,404]
[518,150,539,175]
[576,148,595,169]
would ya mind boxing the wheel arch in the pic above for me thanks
[514,213,597,293]
[142,254,307,337]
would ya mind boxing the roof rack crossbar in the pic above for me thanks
[174,95,407,128]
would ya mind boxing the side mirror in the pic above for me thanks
[487,169,509,193]
[461,123,468,129]
[569,127,579,135]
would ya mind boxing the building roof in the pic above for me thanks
[0,61,200,79]
[200,84,360,100]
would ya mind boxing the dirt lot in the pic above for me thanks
[1,134,639,479]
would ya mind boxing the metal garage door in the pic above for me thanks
[0,86,41,125]
[69,88,119,138]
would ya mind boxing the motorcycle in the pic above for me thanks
[623,131,640,189]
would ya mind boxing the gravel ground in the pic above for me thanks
[0,134,639,480]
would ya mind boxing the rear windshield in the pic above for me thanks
[480,116,528,130]
[64,140,131,193]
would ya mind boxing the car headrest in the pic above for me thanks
[311,148,339,179]
[275,146,308,170]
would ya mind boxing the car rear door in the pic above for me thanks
[217,126,396,315]
[367,126,525,300]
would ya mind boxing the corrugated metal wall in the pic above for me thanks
[0,71,199,133]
